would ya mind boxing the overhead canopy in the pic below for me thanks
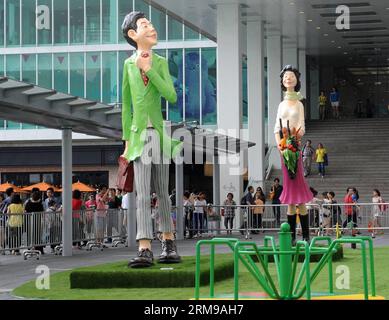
[0,76,255,155]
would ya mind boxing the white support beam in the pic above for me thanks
[247,19,265,189]
[216,3,243,227]
[61,127,72,256]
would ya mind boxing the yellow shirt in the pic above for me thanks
[319,95,327,106]
[7,203,24,228]
[316,148,327,163]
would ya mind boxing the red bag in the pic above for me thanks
[116,156,134,192]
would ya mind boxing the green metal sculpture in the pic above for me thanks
[195,223,376,300]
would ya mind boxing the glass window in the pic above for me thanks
[102,51,117,104]
[21,123,36,129]
[42,173,54,184]
[38,54,52,89]
[134,0,149,18]
[54,53,68,93]
[167,49,183,122]
[70,0,84,44]
[150,5,166,41]
[102,0,117,44]
[242,56,248,125]
[37,0,52,45]
[168,16,183,41]
[0,119,4,129]
[201,48,217,125]
[6,0,20,46]
[6,121,21,129]
[118,50,133,102]
[86,52,101,101]
[0,1,4,46]
[6,54,20,80]
[29,173,41,184]
[54,0,68,44]
[0,55,4,75]
[118,0,134,44]
[184,49,200,122]
[86,0,100,44]
[184,26,200,41]
[22,54,36,83]
[70,52,84,98]
[22,0,36,45]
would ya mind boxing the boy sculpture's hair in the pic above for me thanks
[121,11,146,48]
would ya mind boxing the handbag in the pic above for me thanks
[116,156,134,193]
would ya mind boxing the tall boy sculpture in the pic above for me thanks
[121,11,183,268]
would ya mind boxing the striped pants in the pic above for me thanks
[133,128,172,240]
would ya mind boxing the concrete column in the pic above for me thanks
[247,19,265,189]
[212,154,221,233]
[283,46,298,69]
[266,34,282,169]
[298,49,307,98]
[61,128,72,257]
[309,58,320,120]
[216,3,243,227]
[175,159,184,240]
[126,190,137,249]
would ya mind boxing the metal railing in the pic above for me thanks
[0,209,128,258]
[178,203,389,239]
[1,203,387,258]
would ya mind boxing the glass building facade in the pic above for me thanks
[0,0,224,130]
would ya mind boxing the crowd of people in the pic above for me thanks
[0,185,127,255]
[318,88,375,120]
[1,180,387,254]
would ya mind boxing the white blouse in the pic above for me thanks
[274,100,305,136]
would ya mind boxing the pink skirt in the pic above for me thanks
[279,153,313,205]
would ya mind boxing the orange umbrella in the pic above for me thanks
[58,181,96,193]
[0,182,28,193]
[21,181,61,192]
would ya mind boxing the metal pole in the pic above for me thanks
[213,154,221,234]
[279,223,293,299]
[127,191,137,248]
[61,127,72,256]
[175,157,184,240]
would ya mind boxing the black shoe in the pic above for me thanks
[159,239,181,263]
[128,249,154,268]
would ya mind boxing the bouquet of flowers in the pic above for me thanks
[278,119,301,180]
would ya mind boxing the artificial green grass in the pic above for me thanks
[70,255,234,289]
[13,247,389,300]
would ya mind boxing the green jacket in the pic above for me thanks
[121,52,183,162]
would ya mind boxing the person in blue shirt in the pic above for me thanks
[330,87,340,119]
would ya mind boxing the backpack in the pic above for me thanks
[240,196,247,206]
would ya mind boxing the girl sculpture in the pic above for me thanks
[274,65,313,244]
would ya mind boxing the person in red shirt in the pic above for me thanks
[343,187,356,229]
[72,189,84,249]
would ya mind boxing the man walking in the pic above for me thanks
[302,140,315,177]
